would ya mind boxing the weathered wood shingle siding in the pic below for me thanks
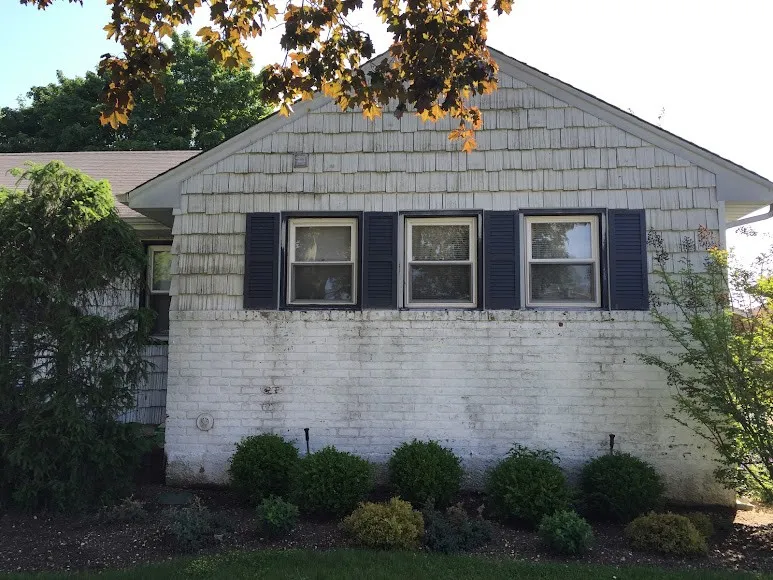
[174,80,717,312]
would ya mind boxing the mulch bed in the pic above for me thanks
[0,485,771,575]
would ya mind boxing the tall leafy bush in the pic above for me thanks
[0,161,152,510]
[643,227,773,500]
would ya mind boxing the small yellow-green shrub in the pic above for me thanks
[342,498,424,549]
[624,512,707,557]
[684,511,714,539]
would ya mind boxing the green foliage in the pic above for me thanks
[342,498,424,549]
[579,453,664,522]
[294,446,373,518]
[387,439,463,508]
[23,0,510,153]
[166,498,216,552]
[485,445,571,528]
[229,434,299,504]
[624,512,708,557]
[103,496,148,523]
[0,32,270,152]
[684,511,714,539]
[256,496,299,538]
[422,503,493,554]
[0,161,153,511]
[643,228,773,500]
[538,511,594,556]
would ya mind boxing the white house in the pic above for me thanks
[123,48,773,504]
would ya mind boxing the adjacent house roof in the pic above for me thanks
[127,47,773,225]
[0,150,199,226]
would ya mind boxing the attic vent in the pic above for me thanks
[292,153,309,168]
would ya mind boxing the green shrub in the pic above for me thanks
[294,446,373,517]
[229,434,299,504]
[580,453,665,522]
[256,496,299,538]
[538,510,594,556]
[0,162,154,511]
[423,504,493,554]
[684,511,714,539]
[624,512,708,557]
[342,498,424,549]
[166,498,215,552]
[485,445,571,528]
[103,496,147,523]
[388,440,463,508]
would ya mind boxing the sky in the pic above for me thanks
[2,0,772,254]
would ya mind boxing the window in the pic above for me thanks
[525,215,600,307]
[147,245,172,336]
[287,218,357,305]
[405,216,478,308]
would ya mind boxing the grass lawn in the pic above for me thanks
[3,549,770,580]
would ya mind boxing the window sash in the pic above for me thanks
[147,245,172,296]
[287,218,357,305]
[525,215,600,307]
[405,217,477,308]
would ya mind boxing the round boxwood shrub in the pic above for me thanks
[228,434,300,504]
[580,453,665,522]
[538,510,594,556]
[294,446,373,518]
[388,439,463,508]
[342,498,424,549]
[624,512,708,557]
[485,446,571,528]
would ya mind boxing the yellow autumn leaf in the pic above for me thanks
[362,105,382,120]
[462,136,477,153]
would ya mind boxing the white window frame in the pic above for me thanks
[287,217,358,306]
[147,245,172,296]
[525,215,601,308]
[404,216,478,308]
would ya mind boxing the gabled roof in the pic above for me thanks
[127,47,773,211]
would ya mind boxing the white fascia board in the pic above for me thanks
[128,96,333,210]
[491,48,773,204]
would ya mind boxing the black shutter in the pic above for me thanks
[244,213,279,309]
[484,211,519,309]
[362,212,397,308]
[608,209,649,310]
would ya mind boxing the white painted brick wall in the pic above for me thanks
[165,309,729,505]
[163,68,731,505]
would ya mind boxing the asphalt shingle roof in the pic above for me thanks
[0,150,199,221]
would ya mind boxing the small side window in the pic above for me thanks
[404,216,478,308]
[287,218,358,306]
[525,215,600,308]
[147,245,172,336]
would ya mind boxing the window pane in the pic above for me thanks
[531,221,592,259]
[411,225,470,261]
[152,250,172,292]
[295,226,351,262]
[530,264,595,303]
[410,264,472,303]
[292,264,353,302]
[149,293,171,335]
